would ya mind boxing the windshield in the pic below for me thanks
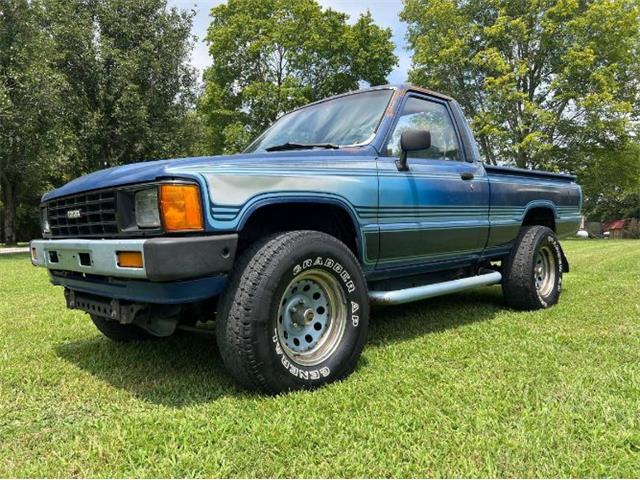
[245,89,393,153]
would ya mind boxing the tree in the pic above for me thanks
[401,0,640,170]
[0,0,200,243]
[200,0,398,153]
[0,0,69,244]
[577,142,640,221]
[47,0,199,175]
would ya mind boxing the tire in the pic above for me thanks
[216,230,369,393]
[91,315,154,342]
[502,225,564,310]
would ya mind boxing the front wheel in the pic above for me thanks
[216,231,369,393]
[502,225,563,310]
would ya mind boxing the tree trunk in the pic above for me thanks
[478,136,496,165]
[1,177,17,245]
[516,148,529,169]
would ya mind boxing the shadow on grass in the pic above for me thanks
[55,286,505,407]
[55,331,251,407]
[368,285,505,347]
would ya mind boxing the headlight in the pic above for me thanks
[41,207,50,235]
[135,188,161,228]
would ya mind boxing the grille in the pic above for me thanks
[46,190,118,238]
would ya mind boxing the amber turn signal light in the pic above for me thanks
[117,251,144,268]
[160,184,204,232]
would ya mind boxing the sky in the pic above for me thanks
[167,0,411,84]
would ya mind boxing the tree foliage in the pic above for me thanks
[402,0,640,170]
[0,0,198,243]
[577,143,640,221]
[0,0,69,243]
[200,0,398,153]
[47,0,198,174]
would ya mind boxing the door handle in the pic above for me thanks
[460,172,474,180]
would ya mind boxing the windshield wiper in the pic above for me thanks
[265,142,340,152]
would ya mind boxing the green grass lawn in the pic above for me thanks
[1,240,639,477]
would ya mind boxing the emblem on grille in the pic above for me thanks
[66,209,82,219]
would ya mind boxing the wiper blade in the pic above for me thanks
[265,142,340,152]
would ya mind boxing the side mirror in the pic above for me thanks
[396,129,431,171]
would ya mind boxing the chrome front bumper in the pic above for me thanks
[30,234,238,282]
[31,238,147,279]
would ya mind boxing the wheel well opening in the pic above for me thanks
[238,202,359,257]
[522,207,556,231]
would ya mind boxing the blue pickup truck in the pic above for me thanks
[31,84,582,392]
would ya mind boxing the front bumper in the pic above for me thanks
[30,234,238,282]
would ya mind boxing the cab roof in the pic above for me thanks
[383,83,453,101]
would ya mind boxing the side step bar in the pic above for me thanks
[369,271,502,305]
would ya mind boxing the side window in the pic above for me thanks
[386,97,462,161]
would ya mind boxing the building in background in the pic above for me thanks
[603,220,626,239]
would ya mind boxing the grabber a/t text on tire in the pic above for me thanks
[216,231,369,393]
[502,225,563,310]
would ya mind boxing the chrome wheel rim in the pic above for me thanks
[277,269,347,366]
[534,246,556,297]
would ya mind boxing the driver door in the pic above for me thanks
[376,94,489,271]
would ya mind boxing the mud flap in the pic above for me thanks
[559,244,570,273]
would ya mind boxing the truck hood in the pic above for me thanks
[42,147,375,202]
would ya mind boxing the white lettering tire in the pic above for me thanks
[216,231,369,393]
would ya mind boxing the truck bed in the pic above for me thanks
[484,164,576,182]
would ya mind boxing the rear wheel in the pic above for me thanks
[216,230,369,393]
[502,225,563,310]
[91,315,153,342]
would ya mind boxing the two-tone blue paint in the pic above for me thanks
[40,84,582,304]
